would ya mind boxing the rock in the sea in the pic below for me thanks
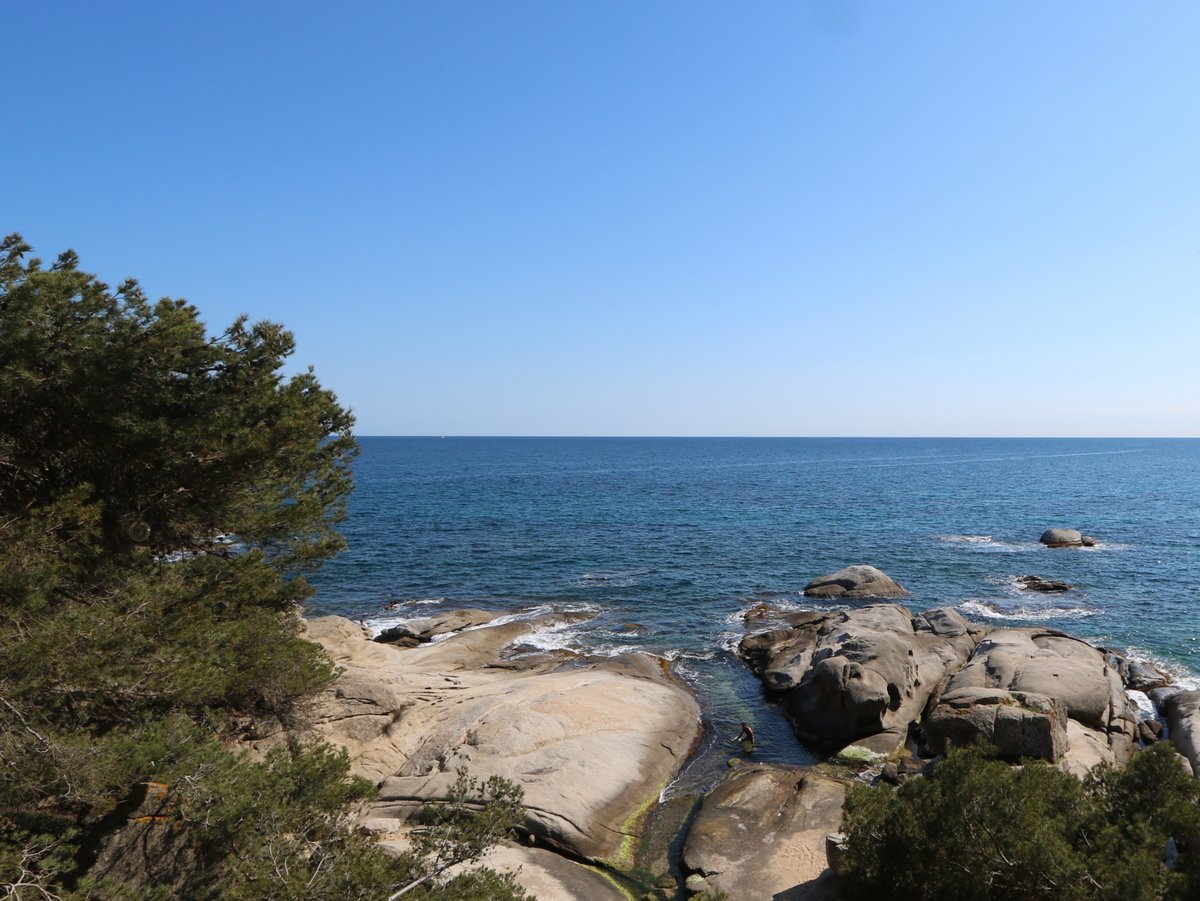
[739,605,979,750]
[300,614,701,870]
[1017,575,1073,593]
[1039,528,1097,548]
[682,764,845,900]
[1165,689,1200,776]
[1107,652,1172,693]
[925,628,1136,774]
[375,608,502,645]
[803,564,909,599]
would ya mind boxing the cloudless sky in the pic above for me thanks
[6,2,1199,436]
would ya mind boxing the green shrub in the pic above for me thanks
[840,743,1200,901]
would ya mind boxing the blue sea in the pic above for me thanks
[308,437,1200,789]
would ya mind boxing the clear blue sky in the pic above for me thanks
[6,2,1199,436]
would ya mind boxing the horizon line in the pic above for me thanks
[352,434,1199,440]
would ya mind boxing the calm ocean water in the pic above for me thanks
[308,437,1200,789]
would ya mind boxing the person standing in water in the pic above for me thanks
[735,721,755,753]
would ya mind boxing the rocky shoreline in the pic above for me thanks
[289,552,1200,901]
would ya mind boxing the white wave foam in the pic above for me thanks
[957,599,1097,622]
[1127,690,1157,721]
[508,620,590,653]
[577,569,645,588]
[363,602,601,642]
[937,535,1038,553]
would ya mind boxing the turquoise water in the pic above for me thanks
[308,437,1200,787]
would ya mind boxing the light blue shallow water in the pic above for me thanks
[308,437,1200,787]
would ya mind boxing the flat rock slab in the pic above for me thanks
[375,608,503,645]
[302,615,701,869]
[683,764,845,900]
[802,564,909,599]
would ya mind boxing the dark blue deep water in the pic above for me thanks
[308,437,1200,787]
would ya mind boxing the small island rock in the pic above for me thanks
[802,564,909,599]
[1039,528,1097,548]
[1018,575,1073,593]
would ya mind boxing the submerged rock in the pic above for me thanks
[739,604,979,751]
[300,614,701,870]
[1039,528,1097,548]
[802,564,909,599]
[682,764,845,900]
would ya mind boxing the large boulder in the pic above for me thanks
[682,765,845,900]
[924,628,1136,773]
[299,614,701,870]
[1039,528,1097,548]
[739,605,979,751]
[1165,690,1200,777]
[802,564,909,599]
[925,688,1068,761]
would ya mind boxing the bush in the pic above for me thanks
[839,743,1200,901]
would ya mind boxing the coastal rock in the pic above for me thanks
[378,838,630,901]
[1108,652,1172,693]
[682,764,845,900]
[926,688,1068,761]
[375,608,502,645]
[740,605,978,750]
[925,628,1136,772]
[1017,575,1073,593]
[1039,529,1097,548]
[1165,690,1200,777]
[1138,719,1163,745]
[802,564,909,599]
[301,614,701,869]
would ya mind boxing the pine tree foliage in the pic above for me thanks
[0,235,530,899]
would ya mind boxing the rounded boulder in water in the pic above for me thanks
[802,564,908,599]
[1039,528,1097,548]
